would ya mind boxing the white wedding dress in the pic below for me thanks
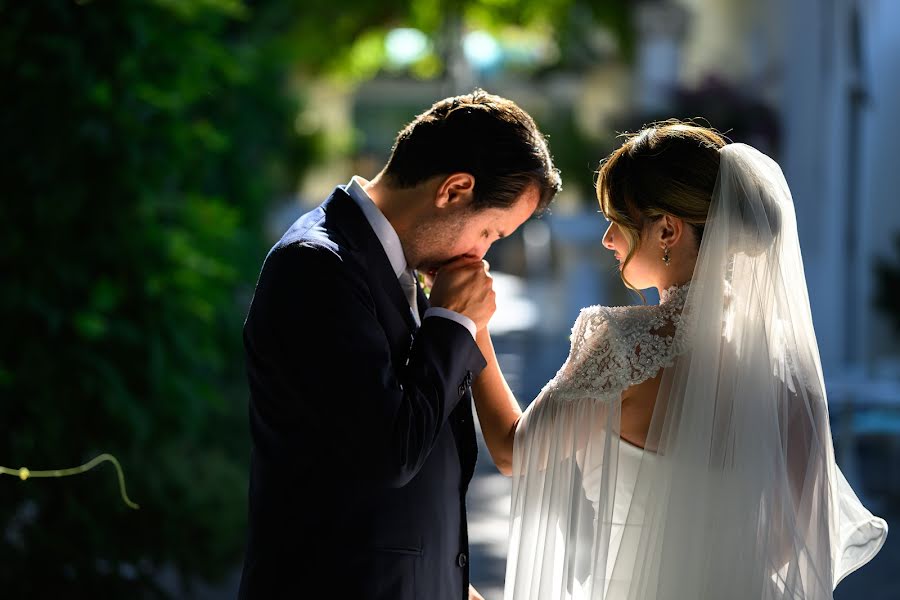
[504,144,887,600]
[506,285,689,600]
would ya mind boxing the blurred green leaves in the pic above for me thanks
[269,0,630,80]
[0,0,313,595]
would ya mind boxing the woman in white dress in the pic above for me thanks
[473,121,887,599]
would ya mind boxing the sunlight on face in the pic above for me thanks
[602,220,662,290]
[415,186,540,275]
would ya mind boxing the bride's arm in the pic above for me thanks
[472,328,521,476]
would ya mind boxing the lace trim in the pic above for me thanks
[544,282,692,401]
[660,281,691,305]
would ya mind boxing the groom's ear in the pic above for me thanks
[434,173,475,209]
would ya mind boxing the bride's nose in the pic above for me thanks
[602,223,615,250]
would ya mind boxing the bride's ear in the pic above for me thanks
[658,215,684,249]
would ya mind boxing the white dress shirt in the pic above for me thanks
[345,176,477,340]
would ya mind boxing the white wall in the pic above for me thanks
[781,0,855,374]
[781,0,900,376]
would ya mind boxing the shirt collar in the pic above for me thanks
[345,176,408,279]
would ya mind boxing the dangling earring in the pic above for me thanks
[662,245,671,267]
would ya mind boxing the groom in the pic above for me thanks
[238,90,560,599]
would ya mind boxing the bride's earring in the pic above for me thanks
[662,245,670,266]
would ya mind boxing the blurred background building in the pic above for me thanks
[3,0,898,598]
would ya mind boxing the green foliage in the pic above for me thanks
[274,0,630,80]
[0,0,315,595]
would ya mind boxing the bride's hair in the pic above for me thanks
[596,119,727,293]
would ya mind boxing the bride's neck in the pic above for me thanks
[653,235,697,297]
[655,250,695,296]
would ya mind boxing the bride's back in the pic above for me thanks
[503,123,887,600]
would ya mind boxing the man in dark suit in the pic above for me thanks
[238,90,561,599]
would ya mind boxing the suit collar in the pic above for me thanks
[322,187,423,330]
[344,176,408,280]
[319,187,365,251]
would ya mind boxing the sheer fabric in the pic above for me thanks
[505,143,887,600]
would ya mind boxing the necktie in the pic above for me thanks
[399,269,421,327]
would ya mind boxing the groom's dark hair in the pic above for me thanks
[383,89,561,214]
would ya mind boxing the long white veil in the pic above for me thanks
[505,143,887,599]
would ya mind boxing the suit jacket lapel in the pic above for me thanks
[324,188,419,332]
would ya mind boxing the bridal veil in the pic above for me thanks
[505,143,887,599]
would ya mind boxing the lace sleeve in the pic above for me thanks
[549,307,627,400]
[547,284,690,402]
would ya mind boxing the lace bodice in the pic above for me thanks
[544,283,692,402]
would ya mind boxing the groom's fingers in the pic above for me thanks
[427,257,496,330]
[433,258,489,284]
[437,255,484,274]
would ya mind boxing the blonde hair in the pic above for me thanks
[596,119,728,295]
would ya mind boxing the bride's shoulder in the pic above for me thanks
[573,284,690,342]
[546,284,691,398]
[574,302,661,335]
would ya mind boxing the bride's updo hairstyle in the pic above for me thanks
[596,120,726,292]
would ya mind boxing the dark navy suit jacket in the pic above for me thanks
[238,186,486,599]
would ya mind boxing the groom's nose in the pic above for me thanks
[471,242,491,260]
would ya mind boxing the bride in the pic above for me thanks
[473,121,887,599]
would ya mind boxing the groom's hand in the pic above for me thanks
[428,258,496,332]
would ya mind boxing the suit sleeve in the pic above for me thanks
[243,242,486,488]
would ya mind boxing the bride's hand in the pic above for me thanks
[468,584,486,600]
[475,326,493,359]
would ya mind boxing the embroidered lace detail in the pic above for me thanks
[545,282,692,402]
